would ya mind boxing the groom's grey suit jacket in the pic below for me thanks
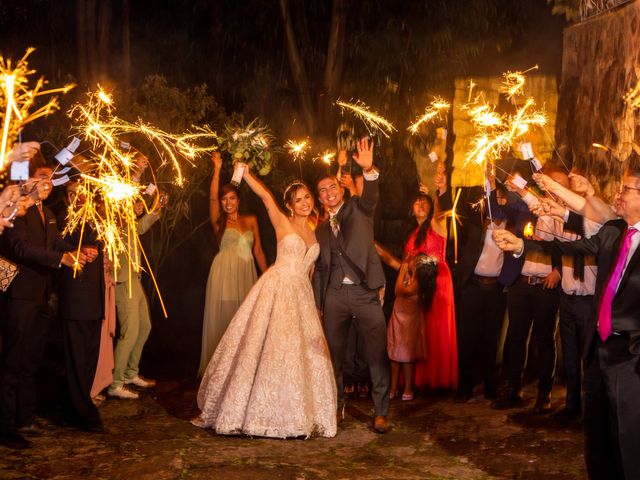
[313,176,385,309]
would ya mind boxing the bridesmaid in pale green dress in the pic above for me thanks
[199,152,267,376]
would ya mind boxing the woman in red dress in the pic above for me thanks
[405,191,457,391]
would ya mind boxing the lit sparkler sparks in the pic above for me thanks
[314,150,335,165]
[335,100,396,138]
[408,97,450,134]
[462,71,547,170]
[285,138,310,162]
[69,88,218,186]
[0,48,75,169]
[501,65,538,102]
[63,88,216,316]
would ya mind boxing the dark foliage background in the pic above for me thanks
[0,0,565,377]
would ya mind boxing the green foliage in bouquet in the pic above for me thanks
[217,118,277,176]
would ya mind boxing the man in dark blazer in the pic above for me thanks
[493,163,640,479]
[57,181,104,432]
[313,137,389,433]
[0,161,86,449]
[454,185,511,402]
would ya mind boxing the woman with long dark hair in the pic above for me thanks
[198,152,267,376]
[406,181,458,391]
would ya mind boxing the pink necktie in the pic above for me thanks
[597,227,638,341]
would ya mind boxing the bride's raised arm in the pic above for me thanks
[240,163,290,234]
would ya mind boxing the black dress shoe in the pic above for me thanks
[533,393,552,414]
[0,431,32,450]
[490,389,523,410]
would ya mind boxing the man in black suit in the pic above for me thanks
[454,185,509,402]
[313,137,389,433]
[493,162,640,479]
[0,159,87,449]
[57,181,104,432]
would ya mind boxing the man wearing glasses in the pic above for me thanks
[492,161,640,480]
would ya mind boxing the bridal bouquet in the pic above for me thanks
[217,119,275,176]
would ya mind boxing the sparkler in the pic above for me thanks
[408,97,450,134]
[64,88,215,316]
[501,65,538,102]
[285,138,310,162]
[522,220,575,242]
[441,188,462,264]
[0,48,75,169]
[314,150,335,165]
[462,76,547,169]
[335,100,396,138]
[70,88,218,187]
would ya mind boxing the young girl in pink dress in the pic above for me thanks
[387,253,438,400]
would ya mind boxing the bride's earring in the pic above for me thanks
[288,209,294,217]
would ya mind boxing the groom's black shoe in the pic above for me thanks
[373,416,389,434]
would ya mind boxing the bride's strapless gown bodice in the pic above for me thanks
[193,233,336,438]
[271,233,320,275]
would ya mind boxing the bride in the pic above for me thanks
[191,164,337,438]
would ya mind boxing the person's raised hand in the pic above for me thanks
[0,217,14,234]
[352,137,374,171]
[340,173,355,192]
[4,142,40,168]
[492,229,523,252]
[212,151,223,171]
[0,185,21,211]
[532,173,557,194]
[529,197,565,219]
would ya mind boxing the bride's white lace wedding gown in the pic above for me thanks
[192,233,337,438]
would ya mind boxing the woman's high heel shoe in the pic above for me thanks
[389,390,397,400]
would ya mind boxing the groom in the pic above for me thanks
[313,137,390,433]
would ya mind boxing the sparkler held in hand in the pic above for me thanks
[0,49,75,170]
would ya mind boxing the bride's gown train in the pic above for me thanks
[192,233,337,438]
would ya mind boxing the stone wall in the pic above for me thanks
[449,75,558,188]
[556,0,640,198]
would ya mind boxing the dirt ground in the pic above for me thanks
[0,380,585,480]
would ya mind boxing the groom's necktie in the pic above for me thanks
[597,227,638,341]
[330,214,339,237]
